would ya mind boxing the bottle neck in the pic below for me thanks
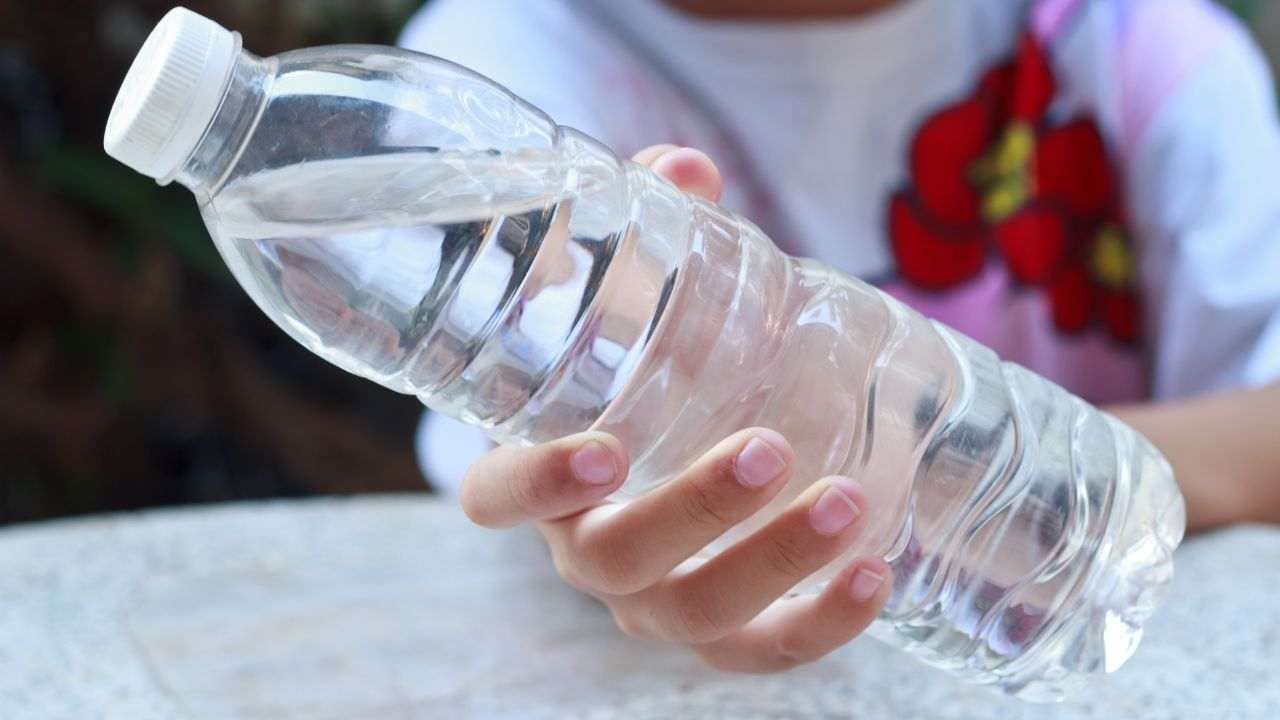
[171,50,272,199]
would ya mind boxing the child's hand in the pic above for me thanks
[455,146,893,673]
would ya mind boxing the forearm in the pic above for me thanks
[1109,381,1280,531]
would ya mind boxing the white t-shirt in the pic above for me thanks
[400,0,1280,489]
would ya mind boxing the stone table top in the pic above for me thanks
[1,496,1276,719]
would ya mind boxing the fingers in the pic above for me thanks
[633,144,723,202]
[462,422,885,672]
[693,557,893,673]
[631,144,681,166]
[459,432,627,528]
[637,476,871,645]
[541,428,794,595]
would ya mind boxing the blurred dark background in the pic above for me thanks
[0,1,428,525]
[1,0,1277,526]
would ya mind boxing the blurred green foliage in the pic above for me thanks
[38,145,227,278]
[1221,0,1263,22]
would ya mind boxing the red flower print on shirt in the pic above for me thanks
[887,33,1139,343]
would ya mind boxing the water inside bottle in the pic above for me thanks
[204,149,1184,700]
[207,150,576,391]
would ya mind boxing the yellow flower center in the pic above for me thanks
[971,122,1036,222]
[1090,224,1132,288]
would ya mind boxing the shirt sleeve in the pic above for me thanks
[398,0,638,149]
[1126,21,1280,398]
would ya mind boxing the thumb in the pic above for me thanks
[633,145,723,203]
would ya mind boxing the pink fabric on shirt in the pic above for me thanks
[1030,0,1084,42]
[1115,0,1235,153]
[1032,0,1235,154]
[881,264,1146,405]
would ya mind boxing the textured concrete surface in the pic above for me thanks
[1,496,1276,719]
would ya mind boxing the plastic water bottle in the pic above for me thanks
[104,8,1185,701]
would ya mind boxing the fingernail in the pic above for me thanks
[570,441,617,485]
[809,478,862,536]
[849,567,886,603]
[734,435,788,487]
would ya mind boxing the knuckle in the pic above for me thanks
[762,532,812,581]
[663,585,729,644]
[575,532,646,596]
[505,459,553,518]
[678,476,734,529]
[771,635,809,670]
[675,605,723,644]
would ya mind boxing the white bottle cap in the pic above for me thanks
[104,7,239,182]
